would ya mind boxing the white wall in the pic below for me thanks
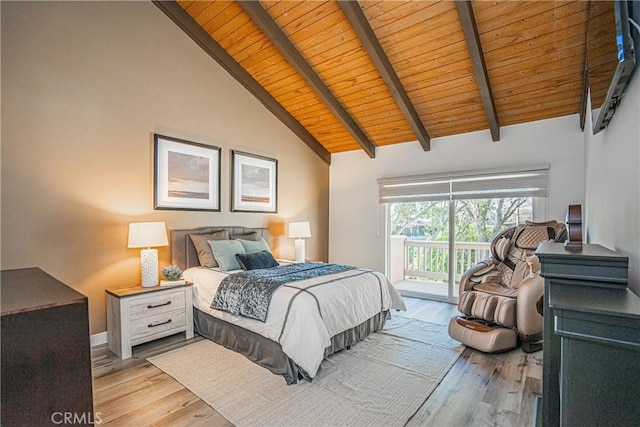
[584,72,640,295]
[329,115,585,271]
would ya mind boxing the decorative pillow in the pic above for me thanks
[208,239,246,271]
[189,231,229,267]
[236,250,279,271]
[231,231,260,241]
[237,238,271,255]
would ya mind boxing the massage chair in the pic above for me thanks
[448,220,566,353]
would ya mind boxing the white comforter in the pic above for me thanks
[183,265,405,378]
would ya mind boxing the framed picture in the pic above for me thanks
[154,134,221,211]
[231,150,278,213]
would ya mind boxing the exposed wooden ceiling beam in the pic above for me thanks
[338,0,431,152]
[580,57,588,131]
[455,1,500,142]
[239,1,377,159]
[152,1,331,164]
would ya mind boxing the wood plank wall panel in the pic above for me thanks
[176,0,592,153]
[361,0,488,137]
[180,0,363,153]
[262,0,417,147]
[473,1,589,126]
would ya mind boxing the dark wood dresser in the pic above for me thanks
[1,268,94,426]
[535,243,639,427]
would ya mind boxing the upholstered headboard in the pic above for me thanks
[170,226,270,271]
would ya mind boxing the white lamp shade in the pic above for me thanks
[128,222,168,248]
[288,221,311,239]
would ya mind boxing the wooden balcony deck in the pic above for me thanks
[393,279,451,299]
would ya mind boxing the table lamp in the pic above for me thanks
[128,222,169,287]
[288,221,311,262]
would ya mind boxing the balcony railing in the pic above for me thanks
[389,236,492,284]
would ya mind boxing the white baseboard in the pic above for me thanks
[91,332,108,348]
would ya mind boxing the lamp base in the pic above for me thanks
[140,248,159,287]
[294,239,305,263]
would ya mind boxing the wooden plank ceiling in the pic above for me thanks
[157,1,590,163]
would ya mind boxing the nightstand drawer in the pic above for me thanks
[130,310,186,340]
[130,289,185,319]
[107,283,193,359]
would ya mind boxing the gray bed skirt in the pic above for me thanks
[193,307,389,384]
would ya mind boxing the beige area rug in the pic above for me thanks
[148,316,463,427]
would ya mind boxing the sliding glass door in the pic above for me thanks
[388,200,451,300]
[381,166,546,303]
[387,197,534,302]
[451,197,533,298]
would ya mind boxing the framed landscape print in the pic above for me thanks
[154,134,221,211]
[231,150,278,213]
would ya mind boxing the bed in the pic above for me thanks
[171,226,405,384]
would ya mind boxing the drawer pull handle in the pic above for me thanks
[148,319,172,328]
[147,301,172,309]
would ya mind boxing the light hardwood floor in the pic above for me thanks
[92,298,542,426]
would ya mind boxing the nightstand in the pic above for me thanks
[106,283,194,359]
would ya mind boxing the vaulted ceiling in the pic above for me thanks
[155,1,594,164]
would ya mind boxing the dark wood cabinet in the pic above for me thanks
[1,268,94,426]
[536,243,639,427]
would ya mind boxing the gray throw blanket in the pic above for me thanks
[211,262,356,322]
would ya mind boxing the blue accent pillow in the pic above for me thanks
[208,239,246,271]
[236,238,272,254]
[235,250,279,271]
